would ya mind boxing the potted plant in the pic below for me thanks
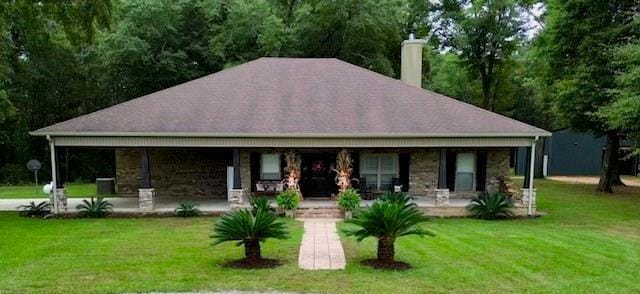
[337,188,360,219]
[276,189,301,217]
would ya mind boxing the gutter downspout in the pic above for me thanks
[47,135,59,214]
[528,136,539,216]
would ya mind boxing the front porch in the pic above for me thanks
[44,144,538,217]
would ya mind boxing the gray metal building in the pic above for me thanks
[515,129,639,176]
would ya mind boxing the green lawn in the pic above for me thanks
[1,180,639,293]
[0,182,99,199]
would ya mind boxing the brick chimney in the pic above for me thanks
[401,34,426,88]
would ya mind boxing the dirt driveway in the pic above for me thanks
[547,175,640,187]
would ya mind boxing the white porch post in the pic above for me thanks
[527,136,538,216]
[47,135,59,214]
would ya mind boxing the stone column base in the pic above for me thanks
[138,188,155,212]
[435,189,450,206]
[228,188,246,207]
[521,188,537,209]
[51,188,68,211]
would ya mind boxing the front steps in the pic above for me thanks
[296,207,343,218]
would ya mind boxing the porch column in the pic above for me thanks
[228,148,245,205]
[233,148,241,189]
[138,148,155,211]
[523,147,531,188]
[436,149,449,206]
[46,136,67,213]
[522,137,538,216]
[47,136,59,214]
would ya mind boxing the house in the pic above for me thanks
[31,36,550,216]
[514,129,639,177]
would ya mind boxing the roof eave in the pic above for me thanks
[30,131,552,138]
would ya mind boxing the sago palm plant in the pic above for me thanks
[378,191,414,207]
[212,208,288,262]
[466,192,514,220]
[175,201,201,217]
[344,200,434,265]
[249,196,274,214]
[76,197,113,218]
[17,201,51,217]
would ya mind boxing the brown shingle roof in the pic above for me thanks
[33,58,549,137]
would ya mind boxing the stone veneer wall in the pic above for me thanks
[240,150,251,195]
[115,147,510,200]
[485,148,510,193]
[408,150,439,197]
[115,148,232,199]
[408,148,510,198]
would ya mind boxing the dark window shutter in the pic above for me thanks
[250,152,261,192]
[280,153,286,178]
[399,152,410,192]
[351,151,360,180]
[476,151,487,191]
[446,151,457,191]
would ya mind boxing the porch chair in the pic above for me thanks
[358,178,375,200]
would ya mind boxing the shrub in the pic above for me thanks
[337,188,361,211]
[466,192,514,220]
[250,196,273,214]
[17,201,51,218]
[344,199,434,267]
[275,189,301,211]
[175,201,201,217]
[212,209,288,262]
[76,197,113,218]
[379,191,414,207]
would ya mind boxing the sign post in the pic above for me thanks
[26,159,42,198]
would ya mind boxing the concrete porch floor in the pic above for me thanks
[0,196,474,212]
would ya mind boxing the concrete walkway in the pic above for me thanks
[298,218,346,270]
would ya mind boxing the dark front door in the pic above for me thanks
[301,153,336,197]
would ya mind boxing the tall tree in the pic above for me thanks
[436,0,525,111]
[599,40,640,150]
[0,0,112,183]
[86,0,217,106]
[540,0,639,192]
[295,0,406,75]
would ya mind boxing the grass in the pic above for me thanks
[0,182,99,199]
[0,179,639,293]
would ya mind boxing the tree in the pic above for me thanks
[295,0,406,75]
[209,0,298,66]
[435,0,525,111]
[0,0,112,183]
[540,0,638,192]
[425,50,480,104]
[599,41,640,150]
[85,0,218,106]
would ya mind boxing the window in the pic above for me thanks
[260,153,281,180]
[360,153,399,190]
[455,153,476,191]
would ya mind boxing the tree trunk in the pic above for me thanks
[244,238,261,261]
[377,237,395,263]
[597,132,619,193]
[480,71,491,110]
[612,169,626,186]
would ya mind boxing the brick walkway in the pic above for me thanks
[298,218,346,270]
